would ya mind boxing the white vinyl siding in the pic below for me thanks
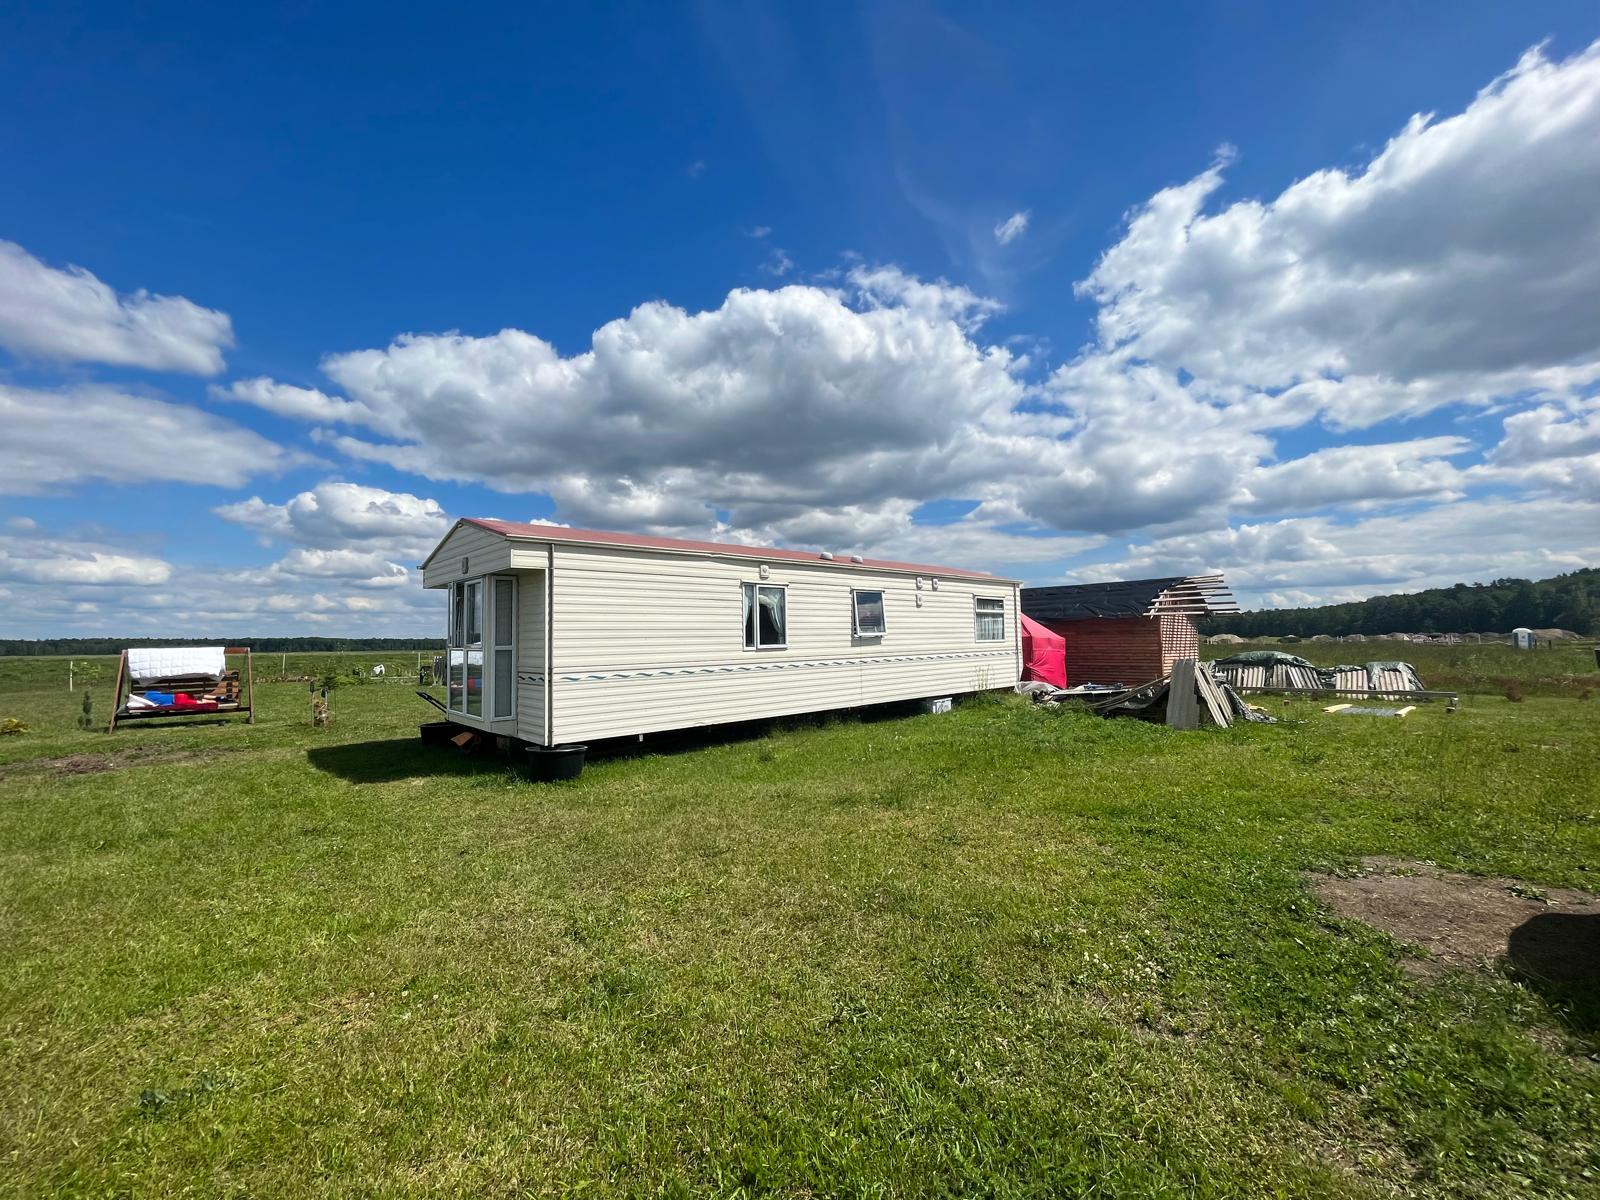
[421,521,513,589]
[515,569,549,744]
[545,543,1019,743]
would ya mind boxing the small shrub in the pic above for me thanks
[0,717,29,736]
[76,691,94,731]
[1504,682,1524,703]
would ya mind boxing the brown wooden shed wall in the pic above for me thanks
[1043,614,1199,686]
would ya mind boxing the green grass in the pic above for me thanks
[0,652,1596,1197]
[1202,638,1600,698]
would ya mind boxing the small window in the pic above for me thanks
[975,596,1005,641]
[851,589,886,636]
[742,583,787,648]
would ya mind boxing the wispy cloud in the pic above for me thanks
[760,247,794,276]
[993,210,1031,245]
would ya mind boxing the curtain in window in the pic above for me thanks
[975,597,1005,641]
[758,587,785,645]
[743,583,785,647]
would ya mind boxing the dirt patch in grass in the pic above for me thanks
[0,745,223,781]
[1313,857,1599,983]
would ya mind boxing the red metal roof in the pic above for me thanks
[460,517,1011,581]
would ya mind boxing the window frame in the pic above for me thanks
[742,581,789,650]
[851,588,887,637]
[491,575,516,720]
[445,576,490,718]
[974,595,1006,642]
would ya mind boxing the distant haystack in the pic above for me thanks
[1342,634,1368,643]
[1309,634,1335,642]
[1531,628,1581,640]
[1207,633,1245,644]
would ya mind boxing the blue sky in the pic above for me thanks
[3,2,1600,636]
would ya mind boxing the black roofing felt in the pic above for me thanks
[1020,577,1190,621]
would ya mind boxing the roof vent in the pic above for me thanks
[850,554,864,563]
[819,551,834,560]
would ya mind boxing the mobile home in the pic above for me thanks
[419,518,1022,753]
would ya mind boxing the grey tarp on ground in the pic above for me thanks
[1365,661,1425,694]
[1212,651,1336,689]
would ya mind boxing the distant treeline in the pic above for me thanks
[1201,568,1600,638]
[0,637,445,657]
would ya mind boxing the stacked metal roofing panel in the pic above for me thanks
[1218,663,1269,689]
[1022,575,1239,621]
[1210,653,1428,698]
[1332,666,1369,692]
[1271,663,1329,690]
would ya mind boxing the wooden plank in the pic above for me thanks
[1395,705,1416,718]
[243,649,256,725]
[1166,659,1199,730]
[1323,703,1354,713]
[106,651,127,733]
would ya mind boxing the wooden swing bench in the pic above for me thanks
[107,646,256,732]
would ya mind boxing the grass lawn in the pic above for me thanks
[1202,638,1600,699]
[0,653,1596,1196]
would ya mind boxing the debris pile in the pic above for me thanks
[1209,651,1428,697]
[1019,659,1275,728]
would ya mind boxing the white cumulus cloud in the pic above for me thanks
[1079,41,1600,427]
[0,531,172,586]
[0,384,302,495]
[214,481,447,552]
[210,377,372,424]
[0,240,234,374]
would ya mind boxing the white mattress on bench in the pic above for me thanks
[127,646,227,684]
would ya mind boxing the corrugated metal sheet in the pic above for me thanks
[1332,666,1368,691]
[1270,664,1328,690]
[1023,578,1189,620]
[1369,664,1424,696]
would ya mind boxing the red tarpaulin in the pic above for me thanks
[1020,614,1067,689]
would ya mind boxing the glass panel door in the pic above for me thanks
[447,578,485,717]
[463,579,483,717]
[492,577,515,719]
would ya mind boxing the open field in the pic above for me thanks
[1,651,1596,1196]
[1203,639,1600,699]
